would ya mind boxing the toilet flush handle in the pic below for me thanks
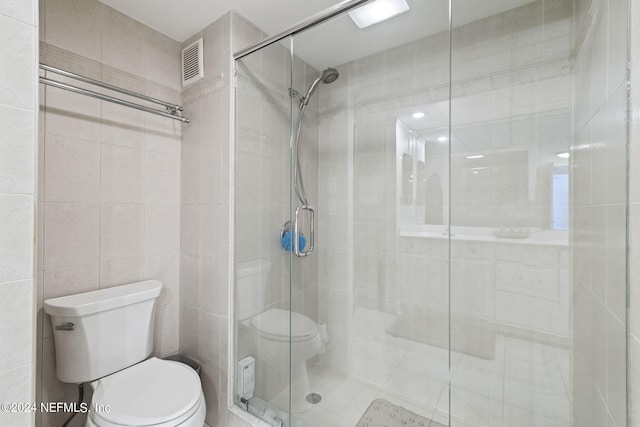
[55,322,75,331]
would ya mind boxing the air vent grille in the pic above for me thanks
[182,38,204,87]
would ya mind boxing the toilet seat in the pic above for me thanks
[89,358,202,426]
[250,308,318,342]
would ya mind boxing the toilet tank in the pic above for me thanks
[43,280,163,384]
[235,260,271,320]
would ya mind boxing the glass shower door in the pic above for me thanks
[234,38,295,424]
[447,1,574,424]
[288,2,452,426]
[233,1,632,426]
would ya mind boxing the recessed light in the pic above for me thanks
[348,0,410,29]
[412,111,425,119]
[556,152,570,158]
[466,154,484,159]
[437,136,448,142]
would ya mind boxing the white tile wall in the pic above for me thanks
[0,15,36,109]
[181,12,234,427]
[0,195,35,282]
[43,203,100,269]
[43,136,100,203]
[37,1,182,425]
[630,0,640,424]
[0,105,35,194]
[0,0,37,426]
[573,0,629,426]
[100,144,145,203]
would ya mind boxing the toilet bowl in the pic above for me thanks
[248,308,321,412]
[86,358,205,427]
[43,280,206,427]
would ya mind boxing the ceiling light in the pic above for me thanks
[556,152,570,158]
[466,154,484,159]
[412,111,425,119]
[437,136,448,142]
[348,0,410,29]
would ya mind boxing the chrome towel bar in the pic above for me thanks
[39,64,189,123]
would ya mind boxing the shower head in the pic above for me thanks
[300,67,340,106]
[321,67,339,84]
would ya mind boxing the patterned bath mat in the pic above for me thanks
[356,398,446,427]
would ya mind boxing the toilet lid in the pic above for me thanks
[91,357,201,426]
[250,308,318,342]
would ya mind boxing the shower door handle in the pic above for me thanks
[294,205,315,257]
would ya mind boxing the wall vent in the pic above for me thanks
[182,38,204,87]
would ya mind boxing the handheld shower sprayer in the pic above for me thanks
[285,67,340,257]
[299,67,340,107]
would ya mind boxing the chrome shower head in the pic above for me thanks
[321,67,339,84]
[301,67,340,106]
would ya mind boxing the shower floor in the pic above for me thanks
[289,307,571,427]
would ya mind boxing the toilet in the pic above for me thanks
[248,308,321,412]
[44,280,206,427]
[236,260,322,412]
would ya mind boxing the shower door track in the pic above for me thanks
[233,0,375,60]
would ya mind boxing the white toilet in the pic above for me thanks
[236,260,322,412]
[44,280,206,427]
[248,308,321,412]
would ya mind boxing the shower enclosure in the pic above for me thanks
[234,0,629,426]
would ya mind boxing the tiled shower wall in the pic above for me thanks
[630,0,640,425]
[0,0,38,426]
[316,0,573,376]
[572,0,628,426]
[449,0,573,338]
[36,0,182,425]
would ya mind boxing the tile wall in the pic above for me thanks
[180,12,233,427]
[449,0,574,343]
[36,0,182,425]
[629,0,640,425]
[0,0,38,426]
[572,0,629,426]
[315,0,573,362]
[449,0,574,230]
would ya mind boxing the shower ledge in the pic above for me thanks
[399,225,568,247]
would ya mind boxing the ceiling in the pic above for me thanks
[99,0,535,70]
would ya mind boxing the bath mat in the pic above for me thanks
[356,398,445,427]
[386,311,496,360]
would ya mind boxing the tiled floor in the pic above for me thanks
[291,307,571,427]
